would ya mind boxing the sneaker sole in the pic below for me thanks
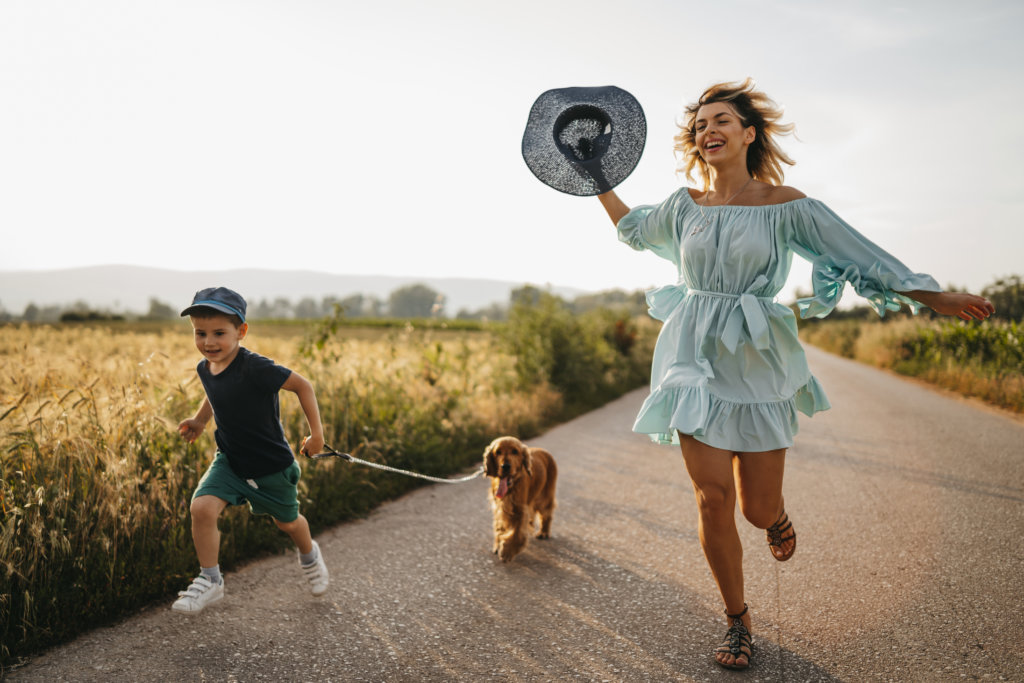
[171,591,224,614]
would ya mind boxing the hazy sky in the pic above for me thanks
[2,0,1022,304]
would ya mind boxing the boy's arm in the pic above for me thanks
[281,371,325,455]
[178,396,213,443]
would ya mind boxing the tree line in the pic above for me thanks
[1,283,651,324]
[11,274,1017,325]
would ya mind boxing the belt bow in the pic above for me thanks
[692,276,773,353]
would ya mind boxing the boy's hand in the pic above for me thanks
[301,435,325,456]
[178,419,205,443]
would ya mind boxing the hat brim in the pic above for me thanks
[180,303,246,322]
[522,86,646,197]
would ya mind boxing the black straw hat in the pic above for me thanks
[522,86,646,197]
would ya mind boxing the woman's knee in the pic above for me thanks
[693,483,735,519]
[738,499,781,529]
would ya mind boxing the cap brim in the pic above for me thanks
[180,303,245,321]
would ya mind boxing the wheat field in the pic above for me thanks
[0,320,572,665]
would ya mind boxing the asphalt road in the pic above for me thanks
[8,346,1024,682]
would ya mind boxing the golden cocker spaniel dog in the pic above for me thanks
[483,436,558,562]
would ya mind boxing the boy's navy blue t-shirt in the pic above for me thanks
[197,347,295,479]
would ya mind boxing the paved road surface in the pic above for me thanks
[9,346,1024,682]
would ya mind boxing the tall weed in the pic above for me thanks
[1,310,655,667]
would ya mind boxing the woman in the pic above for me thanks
[597,79,993,670]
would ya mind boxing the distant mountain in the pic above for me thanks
[0,265,587,316]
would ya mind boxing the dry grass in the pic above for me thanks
[799,317,1024,414]
[0,321,569,666]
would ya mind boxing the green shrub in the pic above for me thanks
[893,319,1024,376]
[502,294,653,415]
[1,302,659,668]
[982,275,1024,322]
[800,315,1024,413]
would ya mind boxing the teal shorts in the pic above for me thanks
[192,452,301,523]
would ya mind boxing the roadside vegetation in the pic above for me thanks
[797,274,1024,413]
[5,274,1018,668]
[0,292,655,669]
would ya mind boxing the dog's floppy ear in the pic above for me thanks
[484,443,497,477]
[522,446,533,477]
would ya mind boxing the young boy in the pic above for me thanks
[173,286,329,613]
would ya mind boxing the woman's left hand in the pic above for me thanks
[911,291,996,321]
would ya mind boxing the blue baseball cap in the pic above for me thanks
[180,286,247,322]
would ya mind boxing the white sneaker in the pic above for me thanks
[171,575,224,613]
[300,540,329,596]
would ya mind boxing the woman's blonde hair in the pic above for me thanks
[675,78,795,189]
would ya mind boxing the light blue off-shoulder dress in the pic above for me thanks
[617,187,942,452]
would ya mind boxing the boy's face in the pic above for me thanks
[190,315,248,370]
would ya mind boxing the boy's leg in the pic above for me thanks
[173,495,229,614]
[248,460,328,595]
[274,513,313,555]
[192,495,229,568]
[275,514,329,596]
[188,452,246,576]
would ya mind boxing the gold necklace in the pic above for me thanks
[692,176,753,236]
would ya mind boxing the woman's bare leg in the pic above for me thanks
[678,434,750,668]
[734,448,794,559]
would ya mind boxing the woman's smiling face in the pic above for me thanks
[694,101,755,164]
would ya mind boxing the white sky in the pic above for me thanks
[1,0,1022,304]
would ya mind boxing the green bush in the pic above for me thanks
[502,293,653,415]
[982,275,1024,322]
[893,319,1024,376]
[799,314,1024,413]
[1,307,657,668]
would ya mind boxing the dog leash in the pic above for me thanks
[305,444,487,484]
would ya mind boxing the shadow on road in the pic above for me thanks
[431,532,845,681]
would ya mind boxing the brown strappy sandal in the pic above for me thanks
[766,510,796,561]
[714,603,752,670]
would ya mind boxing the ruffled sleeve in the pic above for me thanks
[787,199,942,319]
[616,187,689,268]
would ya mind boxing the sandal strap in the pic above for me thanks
[767,512,796,546]
[725,602,748,621]
[715,622,753,657]
[714,604,753,668]
[767,511,790,532]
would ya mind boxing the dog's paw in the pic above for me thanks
[536,531,550,540]
[497,543,517,563]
